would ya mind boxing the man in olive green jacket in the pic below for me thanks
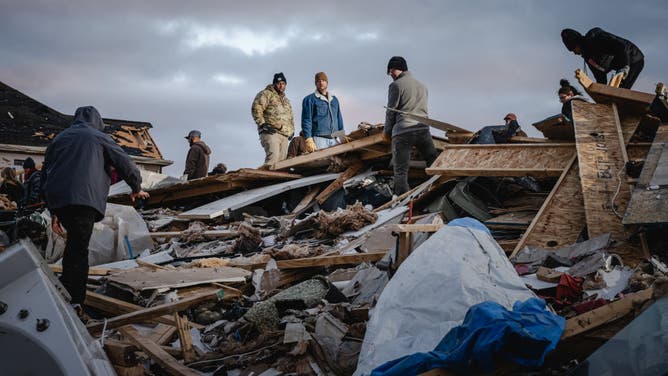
[251,72,295,167]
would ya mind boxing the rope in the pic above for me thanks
[610,168,625,219]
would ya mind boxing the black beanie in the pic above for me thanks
[23,157,36,170]
[273,72,286,85]
[387,56,408,74]
[561,29,583,51]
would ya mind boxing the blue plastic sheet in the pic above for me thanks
[447,217,491,234]
[370,298,565,376]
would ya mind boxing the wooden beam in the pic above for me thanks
[562,288,653,339]
[575,69,653,116]
[248,252,387,270]
[291,186,321,214]
[572,101,639,264]
[50,264,118,276]
[316,161,365,205]
[390,223,444,233]
[271,133,385,170]
[104,339,139,367]
[174,313,197,363]
[149,230,238,240]
[87,291,225,334]
[426,143,575,177]
[119,325,201,376]
[385,106,473,134]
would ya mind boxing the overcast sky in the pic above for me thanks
[2,1,666,175]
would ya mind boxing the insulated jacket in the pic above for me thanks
[0,180,24,205]
[301,91,344,139]
[582,27,644,84]
[384,71,430,137]
[22,170,42,206]
[43,106,142,221]
[251,85,295,138]
[184,141,211,180]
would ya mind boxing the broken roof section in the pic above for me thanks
[0,80,171,165]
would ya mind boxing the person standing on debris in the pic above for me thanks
[183,130,211,180]
[21,157,43,207]
[42,106,149,315]
[558,79,589,123]
[301,71,345,152]
[251,72,295,167]
[384,56,439,195]
[0,167,25,205]
[561,27,644,89]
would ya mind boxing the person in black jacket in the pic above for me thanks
[183,130,211,180]
[42,106,149,312]
[0,167,25,205]
[21,157,43,207]
[561,27,644,89]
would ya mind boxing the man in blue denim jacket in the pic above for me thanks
[301,72,345,152]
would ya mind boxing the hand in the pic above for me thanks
[130,190,150,202]
[383,133,392,144]
[305,137,316,153]
[51,214,65,237]
[616,65,630,79]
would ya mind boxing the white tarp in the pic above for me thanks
[108,170,183,197]
[354,224,535,375]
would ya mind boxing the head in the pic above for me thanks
[1,167,18,183]
[22,157,36,172]
[272,72,287,94]
[561,29,584,56]
[185,130,201,145]
[72,106,105,131]
[314,72,328,94]
[503,113,517,125]
[558,86,574,103]
[387,56,408,80]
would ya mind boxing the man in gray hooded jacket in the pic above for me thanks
[42,106,149,311]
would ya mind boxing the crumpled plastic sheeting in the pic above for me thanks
[354,224,535,375]
[371,298,565,376]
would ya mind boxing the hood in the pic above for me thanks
[193,141,212,155]
[72,106,105,131]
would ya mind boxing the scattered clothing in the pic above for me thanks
[371,298,565,376]
[287,135,309,158]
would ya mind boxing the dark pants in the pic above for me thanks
[53,205,97,304]
[620,59,644,89]
[392,129,439,195]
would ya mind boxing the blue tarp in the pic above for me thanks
[370,298,565,376]
[447,217,491,234]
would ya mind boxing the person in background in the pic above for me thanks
[42,106,149,318]
[209,163,228,175]
[251,72,295,167]
[21,157,42,207]
[183,130,211,180]
[0,167,25,205]
[471,113,523,144]
[384,56,439,195]
[561,27,644,89]
[301,71,345,152]
[558,79,589,123]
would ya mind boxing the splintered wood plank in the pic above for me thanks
[247,252,387,270]
[119,325,200,376]
[316,160,365,205]
[179,173,339,219]
[575,69,654,116]
[572,101,639,263]
[511,156,585,256]
[271,133,385,170]
[107,267,250,291]
[425,143,575,177]
[532,114,574,140]
[291,186,321,214]
[624,125,668,225]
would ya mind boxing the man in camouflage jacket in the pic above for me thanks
[251,72,295,167]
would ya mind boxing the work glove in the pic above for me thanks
[616,65,630,79]
[305,137,316,153]
[259,123,277,134]
[382,132,392,144]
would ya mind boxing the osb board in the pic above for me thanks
[532,114,574,141]
[513,156,586,253]
[624,125,668,225]
[627,143,651,160]
[572,101,639,263]
[107,267,250,291]
[426,143,575,177]
[619,115,642,144]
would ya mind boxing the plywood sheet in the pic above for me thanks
[107,267,250,290]
[572,101,639,263]
[426,143,575,177]
[179,173,339,219]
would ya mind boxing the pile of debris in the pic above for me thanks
[2,73,668,375]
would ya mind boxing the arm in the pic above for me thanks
[596,31,632,68]
[251,91,268,127]
[589,62,608,84]
[384,83,400,135]
[301,96,313,138]
[335,97,344,131]
[101,135,142,193]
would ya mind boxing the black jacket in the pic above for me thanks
[184,141,211,180]
[0,180,25,205]
[582,27,644,84]
[43,106,142,221]
[22,171,42,207]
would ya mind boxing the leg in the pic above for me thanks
[621,59,644,89]
[260,133,281,166]
[392,132,413,195]
[278,134,289,162]
[413,129,439,166]
[55,206,97,304]
[313,136,337,150]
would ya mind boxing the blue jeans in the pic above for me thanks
[314,136,338,150]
